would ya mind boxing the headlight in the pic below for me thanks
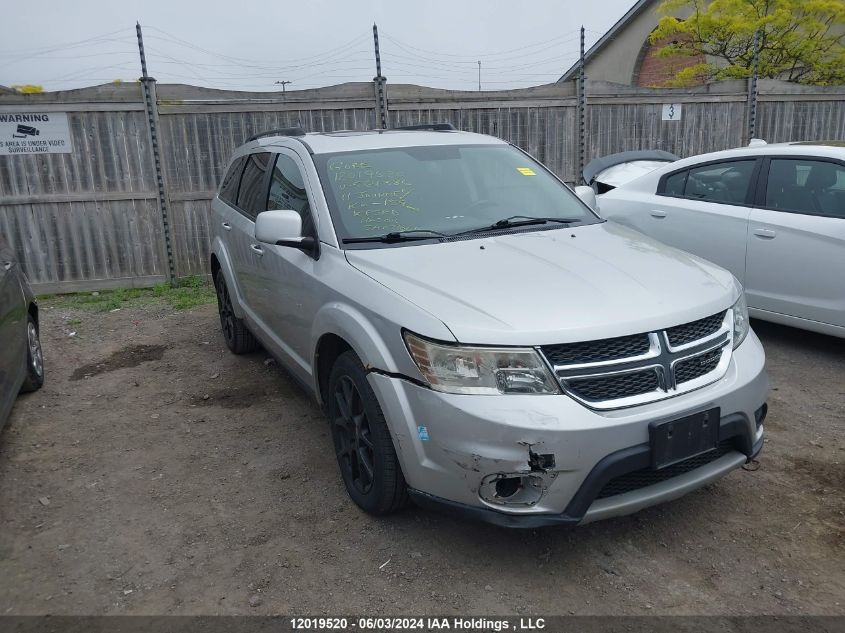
[403,332,560,395]
[732,292,750,349]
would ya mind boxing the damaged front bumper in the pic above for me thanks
[367,330,768,527]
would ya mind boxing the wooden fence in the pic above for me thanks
[1,79,843,292]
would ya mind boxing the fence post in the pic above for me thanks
[372,23,389,129]
[137,22,176,286]
[747,29,761,143]
[576,25,587,184]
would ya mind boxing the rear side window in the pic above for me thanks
[663,170,687,196]
[764,158,845,219]
[236,152,272,219]
[219,156,246,205]
[660,160,756,205]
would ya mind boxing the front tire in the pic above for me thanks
[20,314,44,393]
[214,270,260,354]
[327,351,408,515]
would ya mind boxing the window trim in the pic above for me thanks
[268,151,321,260]
[753,155,845,220]
[657,157,763,208]
[234,151,273,221]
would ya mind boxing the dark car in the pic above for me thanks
[0,235,43,428]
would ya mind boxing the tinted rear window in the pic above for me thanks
[219,156,246,205]
[236,152,272,219]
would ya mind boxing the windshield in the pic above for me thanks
[313,144,599,246]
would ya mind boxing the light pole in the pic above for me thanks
[275,80,292,94]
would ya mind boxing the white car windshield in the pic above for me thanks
[313,144,599,245]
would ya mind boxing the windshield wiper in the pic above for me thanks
[342,229,448,244]
[453,216,581,236]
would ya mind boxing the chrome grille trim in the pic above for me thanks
[539,310,733,410]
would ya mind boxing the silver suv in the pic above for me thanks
[210,125,768,527]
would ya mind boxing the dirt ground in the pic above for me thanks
[0,297,842,616]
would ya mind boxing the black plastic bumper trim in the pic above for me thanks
[407,488,581,528]
[409,407,765,529]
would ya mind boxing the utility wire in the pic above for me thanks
[379,30,582,60]
[0,27,133,57]
[144,51,373,80]
[0,34,136,70]
[7,22,597,91]
[381,33,582,67]
[383,49,581,73]
[145,26,371,68]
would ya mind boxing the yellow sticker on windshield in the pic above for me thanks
[517,167,536,176]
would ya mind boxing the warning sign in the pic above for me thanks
[0,112,72,155]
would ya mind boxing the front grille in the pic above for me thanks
[541,310,731,409]
[542,333,650,366]
[675,347,723,385]
[665,312,725,347]
[567,369,659,402]
[596,439,736,500]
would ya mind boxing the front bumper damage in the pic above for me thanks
[367,330,768,528]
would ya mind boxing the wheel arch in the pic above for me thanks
[210,237,245,318]
[27,301,38,327]
[311,303,405,409]
[314,333,353,410]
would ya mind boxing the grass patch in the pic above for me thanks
[40,275,216,312]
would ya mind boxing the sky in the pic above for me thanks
[0,0,634,93]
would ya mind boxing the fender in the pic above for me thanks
[311,301,413,407]
[312,301,397,368]
[210,236,246,319]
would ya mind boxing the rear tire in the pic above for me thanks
[20,314,44,393]
[214,270,260,354]
[327,351,409,515]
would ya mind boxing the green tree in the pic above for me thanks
[11,84,44,94]
[651,0,845,85]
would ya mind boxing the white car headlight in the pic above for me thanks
[732,292,750,349]
[403,332,560,395]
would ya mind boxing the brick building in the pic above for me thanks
[559,0,705,87]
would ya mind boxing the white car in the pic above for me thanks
[596,142,845,338]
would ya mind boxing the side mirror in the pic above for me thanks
[574,185,598,212]
[255,210,316,255]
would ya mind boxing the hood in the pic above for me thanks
[345,223,739,346]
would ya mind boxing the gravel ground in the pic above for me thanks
[0,299,842,615]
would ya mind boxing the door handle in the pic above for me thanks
[221,222,232,231]
[752,228,777,239]
[250,244,264,256]
[650,210,667,218]
[2,261,11,271]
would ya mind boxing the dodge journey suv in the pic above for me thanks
[210,124,767,527]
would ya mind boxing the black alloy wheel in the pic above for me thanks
[333,374,376,495]
[327,351,408,514]
[214,270,259,354]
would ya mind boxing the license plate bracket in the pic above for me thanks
[649,407,720,470]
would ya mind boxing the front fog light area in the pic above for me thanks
[403,332,560,395]
[479,473,549,507]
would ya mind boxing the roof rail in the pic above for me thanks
[246,127,306,143]
[393,123,456,132]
